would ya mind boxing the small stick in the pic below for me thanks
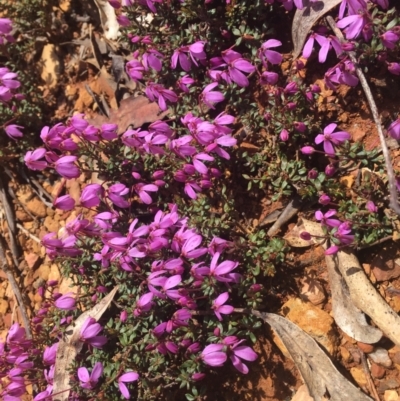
[0,236,32,339]
[359,350,380,401]
[0,176,20,267]
[16,223,41,243]
[326,15,400,216]
[267,196,304,237]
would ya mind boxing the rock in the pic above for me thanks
[44,215,60,233]
[24,252,40,270]
[0,298,9,314]
[291,385,314,401]
[378,379,400,394]
[281,298,337,355]
[66,178,81,204]
[384,390,399,401]
[369,347,392,368]
[371,252,400,282]
[340,346,352,363]
[371,362,386,379]
[40,44,60,88]
[300,278,326,305]
[350,366,368,388]
[33,264,50,282]
[26,198,47,218]
[49,264,61,282]
[357,341,375,354]
[15,209,33,222]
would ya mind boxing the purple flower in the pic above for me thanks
[325,245,339,255]
[126,59,145,82]
[177,75,195,93]
[143,49,164,72]
[181,234,207,259]
[315,210,341,227]
[78,362,103,389]
[54,292,76,311]
[315,123,350,155]
[80,317,107,348]
[229,342,258,374]
[260,71,279,85]
[388,62,400,76]
[108,183,130,208]
[381,30,399,49]
[388,118,400,140]
[201,344,227,367]
[5,124,23,140]
[24,148,48,171]
[334,222,354,245]
[55,156,80,179]
[301,146,315,155]
[43,342,58,365]
[145,82,178,111]
[212,292,234,321]
[336,13,368,40]
[53,195,75,211]
[260,39,282,65]
[209,252,240,283]
[118,371,139,399]
[134,183,158,204]
[80,183,104,208]
[200,83,225,110]
[133,292,154,316]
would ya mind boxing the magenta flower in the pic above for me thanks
[145,82,178,111]
[200,83,225,109]
[24,148,48,171]
[177,75,195,93]
[325,245,339,255]
[181,234,208,259]
[133,292,154,316]
[55,155,80,179]
[108,183,130,208]
[142,49,164,72]
[81,184,104,208]
[212,292,234,321]
[229,342,258,374]
[334,222,354,245]
[336,13,368,40]
[43,342,58,365]
[54,292,76,311]
[209,252,240,283]
[315,123,350,155]
[53,194,75,211]
[118,371,139,399]
[126,59,144,82]
[78,362,103,389]
[201,344,227,367]
[260,71,279,85]
[171,41,206,71]
[5,124,23,140]
[388,118,400,140]
[388,62,400,76]
[80,317,107,348]
[260,39,283,65]
[134,183,158,204]
[315,210,341,227]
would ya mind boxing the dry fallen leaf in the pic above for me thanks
[287,219,382,344]
[52,286,119,401]
[254,311,373,401]
[87,95,168,134]
[292,0,342,59]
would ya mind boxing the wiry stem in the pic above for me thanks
[326,15,400,215]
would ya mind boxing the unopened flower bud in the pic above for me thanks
[279,129,289,142]
[120,310,128,322]
[325,164,336,177]
[310,84,321,93]
[318,194,331,205]
[308,169,318,179]
[341,42,355,51]
[301,146,315,155]
[192,373,206,381]
[294,121,306,132]
[366,200,378,213]
[213,327,220,337]
[300,232,311,241]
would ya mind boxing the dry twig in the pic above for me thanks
[359,350,380,401]
[0,237,32,339]
[326,15,400,216]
